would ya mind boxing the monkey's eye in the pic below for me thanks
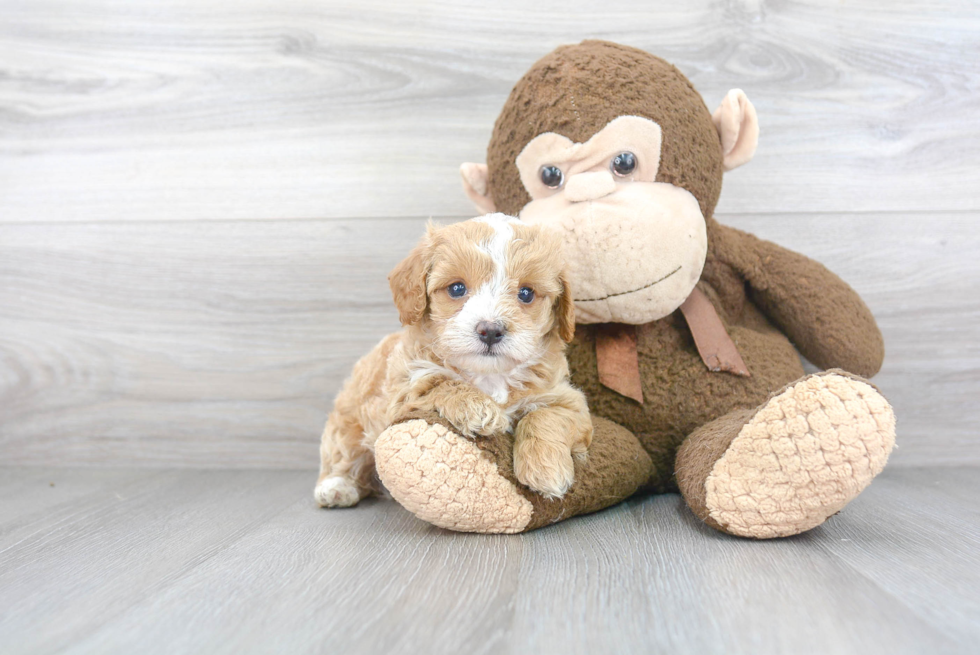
[611,152,637,177]
[539,165,564,189]
[517,287,535,304]
[447,282,467,299]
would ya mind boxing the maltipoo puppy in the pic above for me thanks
[315,214,592,508]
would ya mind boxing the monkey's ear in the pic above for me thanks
[712,89,759,171]
[555,272,577,343]
[388,229,433,326]
[460,163,497,214]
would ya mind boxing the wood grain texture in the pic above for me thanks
[0,217,413,468]
[1,212,977,468]
[1,0,979,222]
[2,5,977,653]
[0,466,976,654]
[0,469,306,654]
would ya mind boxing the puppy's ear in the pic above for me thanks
[555,271,577,343]
[388,227,434,326]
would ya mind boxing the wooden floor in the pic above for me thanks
[1,466,978,655]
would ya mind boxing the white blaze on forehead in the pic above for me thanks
[459,213,520,322]
[474,213,521,267]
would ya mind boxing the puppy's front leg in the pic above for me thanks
[395,376,511,438]
[514,388,593,499]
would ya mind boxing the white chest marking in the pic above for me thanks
[469,374,513,405]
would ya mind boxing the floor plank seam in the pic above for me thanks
[57,490,312,649]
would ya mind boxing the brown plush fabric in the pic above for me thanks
[675,369,895,538]
[523,416,653,530]
[677,370,895,538]
[400,411,653,531]
[675,408,756,532]
[487,40,724,220]
[566,289,806,493]
[375,418,535,533]
[707,220,885,377]
[486,39,883,380]
[679,286,750,376]
[377,41,892,538]
[559,217,884,499]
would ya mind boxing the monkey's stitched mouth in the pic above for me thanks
[573,265,682,303]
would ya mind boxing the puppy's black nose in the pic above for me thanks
[476,321,506,346]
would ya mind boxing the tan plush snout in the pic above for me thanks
[564,171,617,203]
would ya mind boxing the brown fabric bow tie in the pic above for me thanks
[595,287,750,403]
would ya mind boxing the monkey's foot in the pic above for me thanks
[375,419,534,533]
[678,370,896,539]
[374,414,652,534]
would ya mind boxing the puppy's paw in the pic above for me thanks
[314,476,362,508]
[438,394,510,438]
[570,425,593,463]
[514,437,575,499]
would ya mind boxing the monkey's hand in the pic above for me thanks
[710,222,884,378]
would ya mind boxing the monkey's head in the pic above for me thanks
[460,41,758,325]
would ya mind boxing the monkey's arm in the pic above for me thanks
[710,222,884,377]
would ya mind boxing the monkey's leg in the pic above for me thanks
[675,370,896,539]
[374,413,652,534]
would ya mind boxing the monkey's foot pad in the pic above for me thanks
[375,420,533,534]
[706,372,896,539]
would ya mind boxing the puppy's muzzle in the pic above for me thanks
[476,321,506,346]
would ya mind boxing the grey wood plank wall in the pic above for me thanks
[1,0,979,468]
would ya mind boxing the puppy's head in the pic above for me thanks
[388,213,575,374]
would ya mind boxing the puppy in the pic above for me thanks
[314,213,593,508]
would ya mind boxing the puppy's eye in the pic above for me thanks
[611,152,637,177]
[447,282,467,299]
[539,165,564,189]
[517,287,535,304]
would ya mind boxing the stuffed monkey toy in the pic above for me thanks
[372,41,895,538]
